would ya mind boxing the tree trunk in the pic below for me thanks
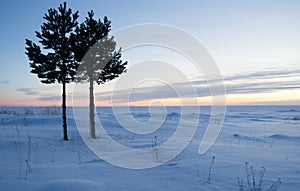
[62,81,68,141]
[89,80,96,138]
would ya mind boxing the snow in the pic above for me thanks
[35,179,101,191]
[0,106,299,190]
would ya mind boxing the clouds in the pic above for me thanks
[0,80,10,84]
[93,68,300,103]
[222,69,300,82]
[15,68,299,105]
[222,69,300,95]
[37,95,61,101]
[17,88,39,95]
[16,85,69,104]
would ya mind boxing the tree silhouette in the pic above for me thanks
[70,11,127,138]
[25,2,79,140]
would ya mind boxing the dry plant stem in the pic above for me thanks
[207,156,216,182]
[25,135,31,179]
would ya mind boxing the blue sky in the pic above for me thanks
[0,0,299,106]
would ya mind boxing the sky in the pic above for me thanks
[0,0,299,106]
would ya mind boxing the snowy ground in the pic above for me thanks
[0,106,299,191]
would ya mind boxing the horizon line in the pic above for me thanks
[0,104,299,107]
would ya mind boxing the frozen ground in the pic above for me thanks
[0,106,299,191]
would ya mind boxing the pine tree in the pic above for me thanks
[25,2,79,140]
[70,11,127,138]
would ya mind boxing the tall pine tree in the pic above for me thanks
[70,11,127,138]
[25,2,79,140]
